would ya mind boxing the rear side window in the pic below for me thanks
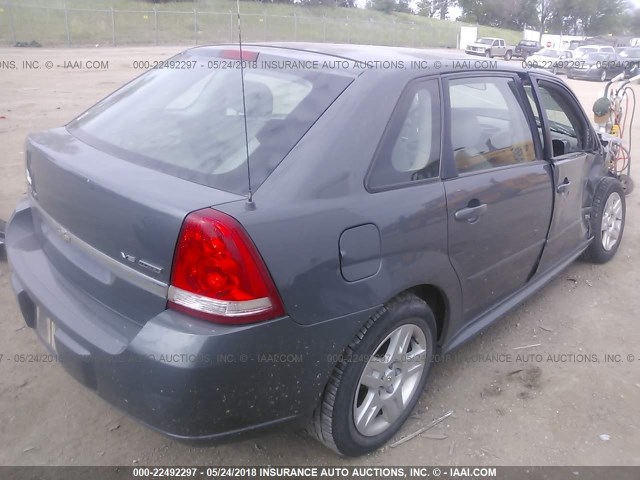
[367,80,441,190]
[68,51,354,195]
[447,76,536,174]
[532,81,590,156]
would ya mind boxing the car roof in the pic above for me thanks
[250,42,470,63]
[187,43,563,81]
[578,45,613,49]
[190,42,539,75]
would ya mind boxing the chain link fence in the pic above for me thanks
[0,1,522,49]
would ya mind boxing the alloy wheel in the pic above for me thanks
[601,191,623,251]
[353,323,427,437]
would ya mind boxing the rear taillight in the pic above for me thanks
[168,209,285,324]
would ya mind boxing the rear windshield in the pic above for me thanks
[538,48,559,57]
[68,50,354,194]
[585,52,609,61]
[519,41,537,47]
[620,48,640,59]
[574,47,596,57]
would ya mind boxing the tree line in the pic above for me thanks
[146,0,639,36]
[300,0,638,36]
[380,0,637,36]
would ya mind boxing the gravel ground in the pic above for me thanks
[0,47,639,466]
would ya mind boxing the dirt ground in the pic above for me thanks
[0,47,639,466]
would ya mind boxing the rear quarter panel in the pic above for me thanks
[218,70,462,336]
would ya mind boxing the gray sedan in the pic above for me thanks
[5,44,625,456]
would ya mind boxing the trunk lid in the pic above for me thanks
[26,128,244,323]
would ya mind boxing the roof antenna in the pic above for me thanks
[236,0,255,209]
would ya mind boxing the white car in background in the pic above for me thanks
[573,45,615,59]
[524,48,574,75]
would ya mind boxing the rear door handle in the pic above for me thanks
[455,203,488,222]
[557,180,571,194]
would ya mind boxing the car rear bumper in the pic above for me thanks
[513,49,531,58]
[6,197,375,440]
[569,68,601,79]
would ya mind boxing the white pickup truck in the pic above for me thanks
[465,37,514,60]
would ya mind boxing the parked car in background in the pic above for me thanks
[619,47,640,78]
[525,48,574,75]
[514,40,541,59]
[573,45,616,59]
[465,37,514,60]
[5,44,626,456]
[568,51,625,81]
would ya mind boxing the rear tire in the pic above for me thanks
[309,293,436,456]
[582,177,625,264]
[504,50,512,61]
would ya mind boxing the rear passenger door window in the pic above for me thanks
[532,80,591,156]
[367,79,441,190]
[447,76,537,174]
